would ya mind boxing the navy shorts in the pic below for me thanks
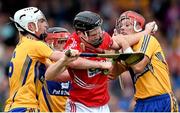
[9,107,39,112]
[134,93,178,112]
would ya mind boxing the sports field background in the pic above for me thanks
[0,0,179,111]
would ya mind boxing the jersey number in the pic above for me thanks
[8,51,16,78]
[8,61,14,77]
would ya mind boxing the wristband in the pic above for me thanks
[124,47,134,53]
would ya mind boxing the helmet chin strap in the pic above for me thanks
[91,37,103,48]
[80,36,104,53]
[10,17,47,40]
[134,21,142,32]
[39,32,47,40]
[82,32,103,48]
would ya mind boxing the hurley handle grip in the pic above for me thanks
[66,51,99,57]
[79,53,98,57]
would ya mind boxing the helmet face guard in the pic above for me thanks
[46,32,70,47]
[82,26,104,48]
[45,27,70,50]
[115,11,145,34]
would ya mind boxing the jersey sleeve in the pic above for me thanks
[100,32,113,50]
[32,41,53,58]
[138,35,159,59]
[64,36,80,51]
[39,58,53,64]
[64,37,74,50]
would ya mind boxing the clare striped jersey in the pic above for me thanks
[5,36,53,111]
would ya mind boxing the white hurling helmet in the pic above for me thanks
[13,7,47,34]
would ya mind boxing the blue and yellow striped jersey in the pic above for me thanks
[39,80,70,112]
[37,62,70,112]
[4,36,53,111]
[130,35,172,99]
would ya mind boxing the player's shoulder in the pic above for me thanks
[70,32,81,42]
[103,32,111,39]
[26,39,50,53]
[137,34,159,48]
[64,32,80,49]
[66,32,80,44]
[102,32,111,43]
[32,40,49,47]
[99,32,112,49]
[21,36,47,45]
[141,34,158,42]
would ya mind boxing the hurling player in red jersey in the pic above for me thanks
[64,11,117,112]
[45,11,130,112]
[45,11,157,112]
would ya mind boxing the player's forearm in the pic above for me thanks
[122,22,157,46]
[45,57,69,80]
[112,37,132,52]
[54,70,71,82]
[111,40,121,50]
[49,51,65,62]
[122,30,148,46]
[68,57,103,69]
[130,56,150,74]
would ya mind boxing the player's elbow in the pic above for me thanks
[45,65,56,81]
[132,66,145,73]
[131,56,149,73]
[45,69,53,81]
[54,70,71,82]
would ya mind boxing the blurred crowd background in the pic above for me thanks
[0,0,179,112]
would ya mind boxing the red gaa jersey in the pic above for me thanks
[64,32,112,107]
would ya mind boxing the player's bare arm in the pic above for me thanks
[46,57,113,80]
[48,50,65,61]
[130,56,150,74]
[45,49,78,80]
[111,21,157,49]
[49,50,113,69]
[46,49,113,80]
[68,57,112,69]
[42,58,71,81]
[53,70,71,82]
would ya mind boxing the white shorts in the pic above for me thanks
[65,98,110,112]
